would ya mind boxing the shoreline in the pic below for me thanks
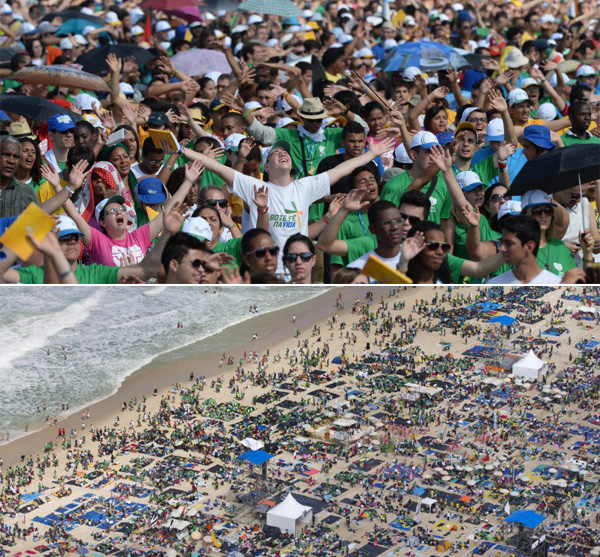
[0,286,361,467]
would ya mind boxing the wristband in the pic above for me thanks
[65,185,75,196]
[364,86,370,93]
[242,109,252,119]
[58,268,73,280]
[322,214,331,225]
[178,145,184,155]
[238,158,247,163]
[164,163,173,171]
[257,206,268,214]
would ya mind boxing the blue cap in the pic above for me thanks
[148,112,170,127]
[209,98,226,111]
[436,132,455,147]
[457,10,473,22]
[283,16,300,26]
[48,113,77,133]
[136,177,168,205]
[175,24,188,39]
[0,110,10,122]
[522,125,555,150]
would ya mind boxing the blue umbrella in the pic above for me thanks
[384,40,467,72]
[57,18,103,36]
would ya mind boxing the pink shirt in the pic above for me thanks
[88,225,152,267]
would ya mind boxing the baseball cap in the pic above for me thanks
[155,20,171,33]
[520,77,540,89]
[59,38,73,50]
[148,112,170,127]
[267,140,292,160]
[8,121,36,139]
[38,22,59,34]
[96,195,126,224]
[504,47,529,69]
[460,106,484,123]
[485,118,504,142]
[403,15,417,26]
[457,10,473,22]
[1,4,13,13]
[131,25,144,36]
[247,14,264,25]
[402,66,422,81]
[224,133,246,152]
[209,98,226,111]
[576,64,596,78]
[452,3,465,11]
[355,47,374,58]
[19,22,37,35]
[540,14,558,24]
[497,200,522,220]
[455,121,478,140]
[537,103,558,121]
[105,11,120,24]
[73,34,88,46]
[410,131,440,150]
[522,125,555,150]
[48,114,77,133]
[276,117,300,129]
[136,177,168,205]
[119,82,135,97]
[55,216,84,238]
[74,93,100,112]
[508,88,530,107]
[521,189,557,209]
[456,171,485,192]
[383,39,398,51]
[394,143,412,164]
[182,216,212,241]
[436,131,454,147]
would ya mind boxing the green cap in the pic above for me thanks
[268,140,292,159]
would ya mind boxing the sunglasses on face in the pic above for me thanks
[246,246,279,258]
[529,207,553,216]
[104,206,126,217]
[205,199,228,208]
[58,234,81,244]
[426,241,451,253]
[400,212,421,226]
[569,193,581,200]
[180,259,218,272]
[283,252,313,263]
[490,193,507,203]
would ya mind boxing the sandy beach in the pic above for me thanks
[1,285,600,557]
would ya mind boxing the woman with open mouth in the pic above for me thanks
[15,137,43,191]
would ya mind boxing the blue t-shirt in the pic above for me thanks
[472,146,528,186]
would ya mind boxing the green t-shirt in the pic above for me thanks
[17,264,119,284]
[380,170,452,224]
[447,253,466,283]
[535,238,577,278]
[454,212,500,260]
[275,127,343,222]
[562,132,600,147]
[213,237,243,270]
[346,236,378,264]
[330,211,376,266]
[471,156,498,186]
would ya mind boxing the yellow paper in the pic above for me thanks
[0,203,55,261]
[362,254,412,284]
[148,128,181,152]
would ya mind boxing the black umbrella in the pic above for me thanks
[0,45,18,66]
[76,44,157,74]
[508,144,600,196]
[0,95,83,122]
[42,10,104,25]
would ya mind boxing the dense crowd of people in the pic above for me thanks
[0,0,599,284]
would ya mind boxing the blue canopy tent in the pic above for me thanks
[489,315,517,326]
[332,357,342,364]
[239,449,274,465]
[505,510,546,529]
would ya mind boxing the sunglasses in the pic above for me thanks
[205,199,228,208]
[246,246,279,258]
[529,207,553,216]
[490,193,507,203]
[180,259,219,272]
[58,234,81,244]
[283,252,313,263]
[426,241,451,253]
[354,64,365,69]
[569,193,582,200]
[104,206,126,217]
[400,212,421,226]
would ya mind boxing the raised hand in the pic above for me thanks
[98,109,116,130]
[221,265,251,284]
[163,201,188,235]
[388,109,405,128]
[121,103,138,127]
[370,137,396,156]
[327,194,345,218]
[429,144,452,173]
[203,145,224,160]
[221,93,246,113]
[429,86,450,101]
[461,204,481,227]
[106,53,122,75]
[528,67,544,81]
[184,160,205,184]
[343,188,370,212]
[496,141,517,161]
[400,231,425,261]
[40,164,61,191]
[28,229,62,257]
[68,160,90,192]
[488,89,508,113]
[323,96,345,117]
[238,137,256,159]
[252,184,268,210]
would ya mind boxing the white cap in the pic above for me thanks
[182,216,213,242]
[130,7,145,25]
[497,200,522,220]
[214,29,226,39]
[73,34,88,46]
[303,9,313,18]
[439,14,451,22]
[19,22,37,35]
[1,4,13,14]
[402,66,422,81]
[80,7,94,15]
[245,101,263,111]
[394,143,412,164]
[204,12,216,21]
[224,133,246,151]
[105,11,119,24]
[267,38,279,48]
[74,92,100,111]
[55,215,83,238]
[233,43,244,56]
[540,14,556,24]
[366,15,384,26]
[119,82,135,95]
[410,130,440,150]
[59,38,73,50]
[131,25,144,36]
[248,14,264,25]
[452,3,465,11]
[403,15,416,26]
[548,71,569,88]
[231,24,248,34]
[537,103,558,121]
[521,189,557,209]
[508,88,529,107]
[276,117,299,129]
[383,39,398,51]
[155,20,171,33]
[456,171,485,192]
[485,118,504,142]
[576,64,595,77]
[550,32,563,41]
[339,33,353,44]
[82,25,96,36]
[287,25,301,33]
[520,77,539,89]
[355,47,374,58]
[160,41,171,51]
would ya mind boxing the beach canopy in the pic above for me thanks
[505,510,547,529]
[489,315,517,326]
[239,449,275,466]
[241,438,264,451]
[512,350,547,381]
[421,497,437,508]
[266,493,312,536]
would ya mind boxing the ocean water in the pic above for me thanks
[0,286,327,441]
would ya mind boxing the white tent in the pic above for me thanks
[241,438,264,451]
[266,493,313,536]
[421,497,437,509]
[512,350,547,381]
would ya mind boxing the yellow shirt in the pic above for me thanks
[36,175,69,215]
